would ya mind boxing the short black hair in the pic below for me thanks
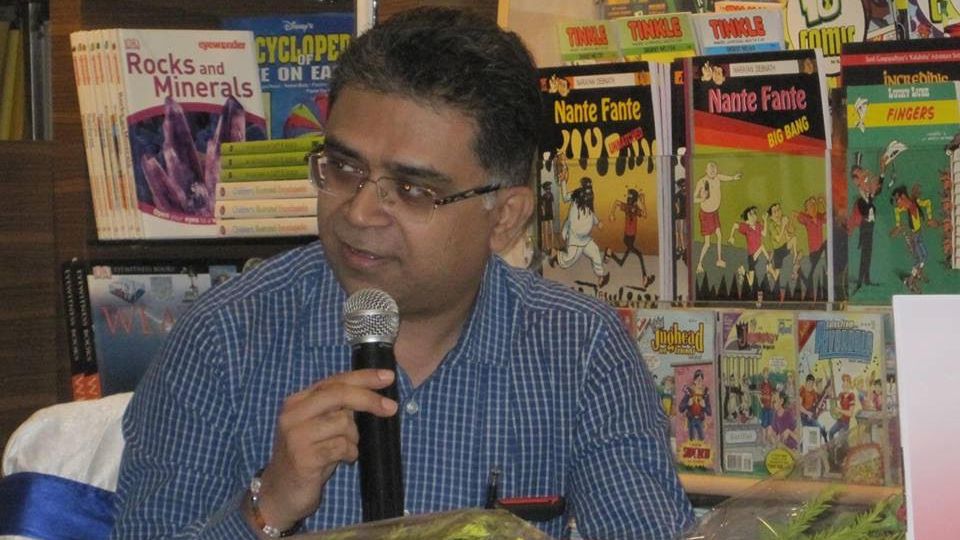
[330,7,541,188]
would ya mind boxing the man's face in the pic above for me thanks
[317,87,498,318]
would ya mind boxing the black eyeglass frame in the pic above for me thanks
[306,150,503,210]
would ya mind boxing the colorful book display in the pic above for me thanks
[537,62,666,307]
[719,309,797,476]
[684,49,831,305]
[629,308,720,472]
[691,9,785,55]
[222,13,354,140]
[70,29,266,239]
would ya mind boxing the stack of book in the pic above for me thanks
[216,137,321,238]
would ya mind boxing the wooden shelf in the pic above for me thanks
[680,473,901,505]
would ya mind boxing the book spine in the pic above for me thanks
[220,164,310,182]
[107,29,142,238]
[217,178,317,200]
[62,260,85,399]
[94,30,133,239]
[220,136,323,155]
[74,261,102,399]
[221,150,311,169]
[217,216,318,237]
[216,197,317,219]
[72,31,112,239]
[91,30,123,239]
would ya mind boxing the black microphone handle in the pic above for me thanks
[352,341,404,522]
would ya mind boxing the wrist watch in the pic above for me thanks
[249,468,304,538]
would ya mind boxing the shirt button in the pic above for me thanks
[404,400,420,415]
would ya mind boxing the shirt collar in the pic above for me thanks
[304,250,517,370]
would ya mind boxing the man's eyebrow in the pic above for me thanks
[323,136,454,185]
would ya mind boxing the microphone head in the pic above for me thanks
[344,288,400,345]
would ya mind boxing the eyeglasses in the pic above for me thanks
[306,151,502,224]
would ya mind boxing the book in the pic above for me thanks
[835,38,960,300]
[70,28,267,239]
[217,178,316,200]
[599,0,702,19]
[70,33,111,238]
[628,308,719,472]
[691,9,785,56]
[217,216,318,237]
[844,81,960,304]
[85,260,243,395]
[0,28,20,139]
[683,49,831,305]
[612,12,698,62]
[62,259,100,400]
[222,13,354,139]
[220,164,309,182]
[220,135,322,155]
[906,0,960,39]
[537,62,666,307]
[555,20,621,64]
[718,309,798,477]
[221,150,310,169]
[795,311,892,485]
[216,197,317,219]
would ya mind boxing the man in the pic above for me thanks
[111,7,693,540]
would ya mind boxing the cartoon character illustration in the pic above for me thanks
[728,205,769,290]
[764,202,800,296]
[829,374,857,441]
[673,160,688,262]
[693,161,741,274]
[549,175,610,288]
[766,391,798,450]
[758,368,774,429]
[794,196,827,300]
[890,183,938,292]
[798,373,828,444]
[606,188,655,289]
[678,369,711,441]
[659,374,675,417]
[540,181,556,252]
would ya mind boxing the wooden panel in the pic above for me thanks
[379,0,498,21]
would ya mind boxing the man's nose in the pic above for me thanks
[343,179,392,227]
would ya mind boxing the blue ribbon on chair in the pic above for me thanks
[0,472,116,540]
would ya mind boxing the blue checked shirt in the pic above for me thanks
[112,242,694,539]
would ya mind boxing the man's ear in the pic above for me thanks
[489,186,534,254]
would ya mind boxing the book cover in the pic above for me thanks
[555,20,621,64]
[222,13,354,140]
[612,12,698,62]
[217,216,318,238]
[217,178,316,200]
[110,29,267,239]
[906,0,960,39]
[835,38,960,300]
[795,311,892,485]
[629,308,719,472]
[719,309,797,477]
[85,260,243,395]
[685,50,831,305]
[537,62,665,308]
[691,9,785,56]
[216,197,316,219]
[845,82,960,304]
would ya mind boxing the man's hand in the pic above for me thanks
[251,369,399,531]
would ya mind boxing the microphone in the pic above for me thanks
[343,288,405,522]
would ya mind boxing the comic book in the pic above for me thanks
[836,39,960,300]
[85,260,245,395]
[795,311,894,485]
[537,62,667,308]
[691,9,785,56]
[629,308,718,472]
[905,0,960,39]
[844,82,960,304]
[683,50,831,306]
[718,309,797,477]
[612,12,698,63]
[222,13,354,140]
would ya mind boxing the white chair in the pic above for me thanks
[0,393,132,540]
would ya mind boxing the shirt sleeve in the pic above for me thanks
[111,304,258,539]
[570,317,695,540]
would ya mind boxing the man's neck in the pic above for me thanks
[393,286,480,387]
